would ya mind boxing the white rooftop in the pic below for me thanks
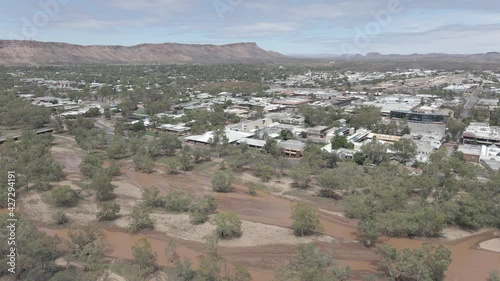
[185,130,254,144]
[463,123,500,141]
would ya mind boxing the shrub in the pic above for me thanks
[214,211,242,239]
[211,171,232,193]
[106,161,121,176]
[142,187,165,208]
[132,239,157,277]
[247,185,257,196]
[33,181,53,192]
[133,153,155,173]
[51,186,78,207]
[79,153,103,178]
[164,190,193,212]
[96,202,120,221]
[290,165,312,189]
[291,202,322,236]
[91,169,116,201]
[54,210,68,225]
[189,195,217,225]
[69,226,103,253]
[253,163,274,182]
[129,207,154,233]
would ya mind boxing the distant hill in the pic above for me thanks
[0,40,285,65]
[334,52,500,71]
[290,52,500,63]
[342,52,500,64]
[288,52,500,71]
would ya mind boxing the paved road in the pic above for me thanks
[460,85,483,120]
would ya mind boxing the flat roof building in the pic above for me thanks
[390,110,448,124]
[462,123,500,145]
[278,140,305,158]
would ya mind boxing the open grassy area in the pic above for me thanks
[246,181,281,193]
[193,160,220,174]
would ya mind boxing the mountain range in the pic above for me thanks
[0,40,499,67]
[0,40,284,65]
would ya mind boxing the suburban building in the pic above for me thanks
[278,140,306,158]
[307,126,330,138]
[462,123,500,145]
[157,124,191,135]
[480,144,500,171]
[458,144,482,162]
[227,118,273,132]
[390,110,448,123]
[237,138,267,150]
[185,130,254,145]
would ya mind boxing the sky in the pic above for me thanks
[1,0,500,55]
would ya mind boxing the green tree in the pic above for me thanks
[447,118,466,139]
[350,106,382,130]
[211,171,232,193]
[214,211,242,239]
[264,138,282,157]
[91,169,116,201]
[129,207,154,233]
[291,164,312,189]
[128,136,145,155]
[142,187,164,208]
[209,127,230,157]
[118,99,137,117]
[96,202,120,221]
[104,107,112,119]
[164,190,194,212]
[132,239,157,278]
[50,115,64,133]
[280,129,294,141]
[106,135,128,159]
[133,152,155,173]
[225,265,252,281]
[50,186,78,207]
[177,149,193,171]
[331,135,354,150]
[193,147,211,163]
[253,163,274,182]
[106,160,121,176]
[490,108,500,126]
[173,258,197,281]
[79,153,104,178]
[361,139,389,165]
[189,195,218,225]
[54,210,69,225]
[376,243,452,281]
[489,271,500,281]
[197,236,224,281]
[391,139,417,163]
[74,128,107,152]
[291,202,322,236]
[357,219,379,247]
[149,132,182,158]
[275,243,352,281]
[69,226,103,254]
[317,170,340,198]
